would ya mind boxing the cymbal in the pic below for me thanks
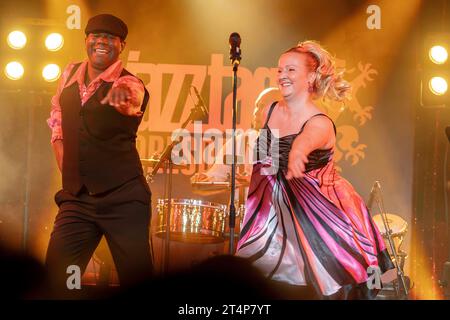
[372,213,407,236]
[192,181,232,186]
[140,158,159,165]
[140,158,189,169]
[191,174,249,196]
[191,180,246,186]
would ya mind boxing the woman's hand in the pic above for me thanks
[190,172,210,183]
[286,115,335,179]
[286,139,309,180]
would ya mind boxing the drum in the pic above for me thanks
[373,213,408,258]
[238,204,247,226]
[223,203,246,238]
[155,198,227,243]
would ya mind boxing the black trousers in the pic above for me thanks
[45,176,153,297]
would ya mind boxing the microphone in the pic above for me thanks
[192,86,209,119]
[229,32,242,65]
[367,180,380,210]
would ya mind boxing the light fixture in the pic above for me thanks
[4,61,24,80]
[429,76,448,96]
[45,33,64,52]
[429,45,448,65]
[42,64,61,82]
[7,30,27,50]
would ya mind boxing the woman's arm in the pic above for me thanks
[286,116,335,179]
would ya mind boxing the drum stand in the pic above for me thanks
[147,103,207,276]
[370,181,409,299]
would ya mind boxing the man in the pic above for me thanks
[45,13,152,297]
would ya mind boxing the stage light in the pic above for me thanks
[421,33,450,106]
[4,61,24,80]
[7,31,27,50]
[5,61,24,80]
[429,76,448,96]
[45,33,64,51]
[42,64,61,82]
[429,45,448,64]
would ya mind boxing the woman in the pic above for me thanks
[236,41,394,299]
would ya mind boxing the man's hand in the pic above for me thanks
[52,139,64,173]
[101,83,143,117]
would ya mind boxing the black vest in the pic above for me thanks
[60,64,150,195]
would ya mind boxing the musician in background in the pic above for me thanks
[191,87,282,185]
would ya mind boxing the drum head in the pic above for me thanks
[373,213,408,236]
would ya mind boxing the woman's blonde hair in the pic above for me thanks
[284,40,351,102]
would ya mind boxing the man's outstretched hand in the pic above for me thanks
[101,84,143,117]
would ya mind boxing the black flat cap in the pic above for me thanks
[85,14,128,40]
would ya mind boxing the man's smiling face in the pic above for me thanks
[85,32,124,71]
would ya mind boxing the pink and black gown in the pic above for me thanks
[236,102,394,299]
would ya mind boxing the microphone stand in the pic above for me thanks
[228,38,241,254]
[148,104,205,276]
[370,181,409,299]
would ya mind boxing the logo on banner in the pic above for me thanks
[126,52,377,174]
[319,60,378,169]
